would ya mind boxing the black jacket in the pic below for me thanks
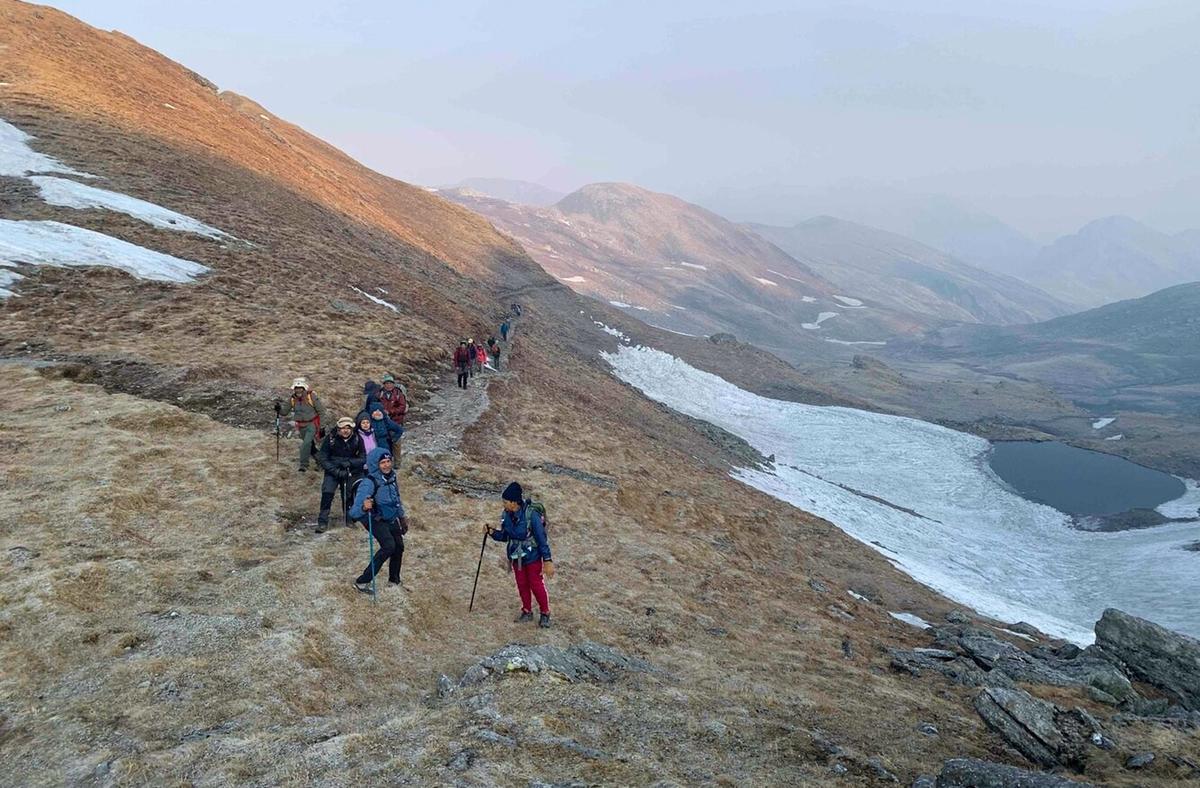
[318,431,366,476]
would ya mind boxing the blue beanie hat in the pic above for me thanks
[363,380,379,396]
[502,481,523,503]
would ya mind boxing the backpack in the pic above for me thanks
[348,476,391,523]
[511,499,548,566]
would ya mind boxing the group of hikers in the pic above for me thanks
[271,307,552,625]
[453,330,506,389]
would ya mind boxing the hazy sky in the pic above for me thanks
[44,1,1200,240]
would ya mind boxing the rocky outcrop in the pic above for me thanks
[936,757,1097,787]
[972,687,1102,770]
[458,642,657,686]
[1094,608,1200,710]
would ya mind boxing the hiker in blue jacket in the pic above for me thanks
[485,482,553,627]
[366,403,404,462]
[349,447,409,590]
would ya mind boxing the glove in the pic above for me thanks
[273,400,282,415]
[398,517,410,535]
[542,560,555,579]
[337,468,350,480]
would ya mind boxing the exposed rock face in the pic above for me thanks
[458,642,657,686]
[971,687,1099,770]
[936,758,1097,787]
[1094,608,1200,710]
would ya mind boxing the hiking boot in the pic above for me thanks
[388,578,403,587]
[354,581,372,594]
[515,611,534,623]
[538,613,552,628]
[315,525,327,534]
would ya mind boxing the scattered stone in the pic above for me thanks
[533,462,617,489]
[959,635,1024,670]
[1125,752,1155,769]
[917,722,939,737]
[1181,541,1200,552]
[808,578,830,594]
[436,674,454,698]
[830,763,849,776]
[1122,696,1170,717]
[458,642,657,686]
[1005,622,1042,638]
[6,546,39,566]
[447,749,474,771]
[911,776,936,788]
[827,605,855,622]
[1094,608,1200,710]
[475,729,516,748]
[936,758,1097,787]
[946,611,969,624]
[422,491,448,504]
[1085,686,1118,706]
[867,756,899,782]
[914,648,958,661]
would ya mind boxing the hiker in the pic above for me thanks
[453,340,471,389]
[475,342,488,372]
[367,404,404,461]
[467,338,480,377]
[316,416,365,533]
[379,374,408,425]
[500,320,510,342]
[349,448,409,590]
[485,482,554,627]
[487,336,501,371]
[363,379,381,413]
[356,412,378,454]
[276,377,328,473]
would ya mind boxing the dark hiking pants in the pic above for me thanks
[357,517,405,584]
[318,471,360,527]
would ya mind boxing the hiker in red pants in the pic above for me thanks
[485,482,554,627]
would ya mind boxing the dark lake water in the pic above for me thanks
[988,441,1185,516]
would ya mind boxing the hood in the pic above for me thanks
[364,446,392,476]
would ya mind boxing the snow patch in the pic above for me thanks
[601,344,1200,642]
[0,119,92,178]
[679,262,707,270]
[559,275,586,283]
[0,268,23,298]
[609,300,631,308]
[1092,417,1116,430]
[1104,434,1124,441]
[0,219,208,293]
[754,277,778,287]
[801,296,817,303]
[801,312,838,330]
[593,320,630,343]
[824,338,887,346]
[765,268,808,284]
[163,103,177,110]
[833,295,864,307]
[350,286,399,312]
[30,176,231,239]
[890,612,931,629]
[847,589,871,603]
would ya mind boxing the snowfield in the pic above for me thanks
[801,311,838,330]
[0,119,92,178]
[602,345,1200,642]
[0,220,209,289]
[31,176,231,239]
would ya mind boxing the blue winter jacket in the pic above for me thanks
[349,447,406,523]
[491,501,551,563]
[365,407,404,447]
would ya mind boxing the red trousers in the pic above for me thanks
[512,559,550,615]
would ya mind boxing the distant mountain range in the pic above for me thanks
[747,216,1069,325]
[903,281,1200,417]
[1008,216,1200,309]
[441,177,565,207]
[442,183,1077,365]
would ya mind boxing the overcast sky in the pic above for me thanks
[44,1,1200,240]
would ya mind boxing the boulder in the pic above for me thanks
[936,758,1097,787]
[1094,608,1200,710]
[972,688,1100,770]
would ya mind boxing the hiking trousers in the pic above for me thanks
[512,559,550,615]
[358,518,405,584]
[318,471,361,526]
[456,365,469,389]
[297,423,317,470]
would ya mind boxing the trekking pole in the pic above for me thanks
[366,509,378,604]
[339,478,348,527]
[468,530,488,612]
[274,413,281,462]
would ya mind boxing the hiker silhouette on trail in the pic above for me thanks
[316,416,364,533]
[276,377,328,473]
[349,448,408,591]
[467,338,481,377]
[485,482,554,628]
[487,336,501,371]
[453,339,472,389]
[500,320,510,342]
